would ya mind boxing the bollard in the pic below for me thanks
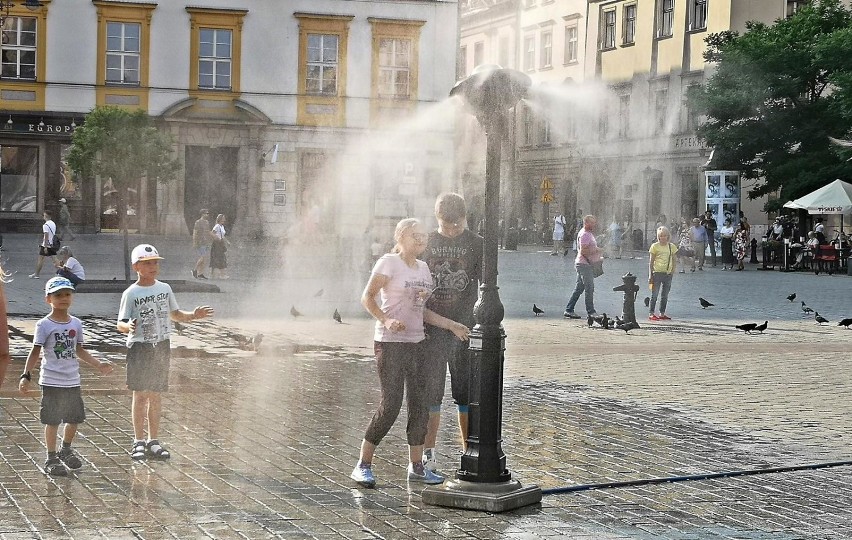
[750,238,759,264]
[612,272,640,325]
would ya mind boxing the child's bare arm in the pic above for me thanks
[19,345,42,395]
[117,319,135,334]
[76,345,114,375]
[171,306,214,323]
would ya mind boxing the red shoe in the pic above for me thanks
[648,314,660,321]
[658,314,671,320]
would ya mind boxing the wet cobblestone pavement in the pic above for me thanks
[2,234,852,538]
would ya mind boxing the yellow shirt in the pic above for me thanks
[649,242,678,273]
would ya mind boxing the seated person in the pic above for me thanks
[54,246,85,286]
[793,232,819,269]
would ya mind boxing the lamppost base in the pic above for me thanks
[421,478,542,513]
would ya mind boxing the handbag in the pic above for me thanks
[49,224,61,249]
[591,259,604,277]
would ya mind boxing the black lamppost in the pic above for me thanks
[422,65,541,512]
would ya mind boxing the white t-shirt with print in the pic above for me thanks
[118,280,180,346]
[371,253,433,343]
[33,316,85,387]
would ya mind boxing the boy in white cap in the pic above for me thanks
[19,277,115,476]
[117,244,214,460]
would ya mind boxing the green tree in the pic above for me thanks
[692,0,852,209]
[67,106,180,281]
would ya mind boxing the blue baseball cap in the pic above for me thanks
[45,276,75,295]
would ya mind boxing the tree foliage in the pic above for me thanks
[692,0,852,208]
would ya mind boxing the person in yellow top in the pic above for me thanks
[648,226,678,321]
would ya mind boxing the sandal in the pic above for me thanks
[146,439,171,460]
[130,440,147,461]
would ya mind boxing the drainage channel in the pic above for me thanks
[541,459,852,495]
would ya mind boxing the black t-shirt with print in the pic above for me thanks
[423,229,483,327]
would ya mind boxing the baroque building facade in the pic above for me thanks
[458,0,820,244]
[0,0,458,243]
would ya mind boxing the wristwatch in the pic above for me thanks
[20,371,31,381]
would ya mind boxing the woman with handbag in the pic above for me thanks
[648,226,678,321]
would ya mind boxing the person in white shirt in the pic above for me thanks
[29,211,59,279]
[55,246,86,286]
[552,214,567,255]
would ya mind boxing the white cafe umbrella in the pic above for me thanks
[783,179,852,214]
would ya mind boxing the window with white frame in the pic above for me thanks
[689,0,707,30]
[1,16,36,80]
[541,119,551,144]
[623,4,637,44]
[524,35,535,71]
[655,88,668,133]
[458,45,467,79]
[198,28,232,89]
[618,94,630,139]
[564,25,578,63]
[787,0,808,17]
[523,106,534,145]
[540,31,552,68]
[306,33,338,95]
[683,84,700,132]
[658,0,674,37]
[601,9,616,50]
[473,41,484,68]
[378,38,411,98]
[105,22,140,85]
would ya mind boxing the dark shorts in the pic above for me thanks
[40,386,86,425]
[39,245,58,257]
[423,325,470,408]
[126,340,171,392]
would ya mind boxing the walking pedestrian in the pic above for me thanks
[350,218,469,488]
[18,277,114,476]
[57,198,76,241]
[676,219,695,273]
[54,246,85,286]
[29,211,60,279]
[117,244,214,461]
[191,209,212,280]
[690,218,707,270]
[608,218,623,259]
[648,226,678,321]
[210,214,230,279]
[563,215,602,319]
[421,193,482,473]
[702,210,717,266]
[552,213,566,255]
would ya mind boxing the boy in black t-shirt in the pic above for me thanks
[421,193,482,473]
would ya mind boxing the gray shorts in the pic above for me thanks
[40,385,86,425]
[126,340,171,392]
[423,325,470,408]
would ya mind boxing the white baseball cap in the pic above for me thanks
[131,244,164,264]
[45,276,75,295]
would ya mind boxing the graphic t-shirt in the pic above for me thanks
[649,242,678,273]
[118,280,180,346]
[33,316,85,387]
[423,229,483,326]
[371,254,433,343]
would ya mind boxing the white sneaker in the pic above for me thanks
[28,273,40,279]
[407,462,444,484]
[422,449,437,472]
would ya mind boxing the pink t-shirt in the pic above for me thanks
[371,253,433,343]
[574,228,601,265]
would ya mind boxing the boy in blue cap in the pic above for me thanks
[19,276,115,476]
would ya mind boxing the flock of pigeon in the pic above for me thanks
[533,290,852,335]
[289,288,345,324]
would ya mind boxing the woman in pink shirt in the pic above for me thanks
[350,218,469,488]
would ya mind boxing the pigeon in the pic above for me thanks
[786,293,796,302]
[699,298,714,309]
[814,312,829,325]
[755,321,768,333]
[234,333,264,351]
[333,309,342,323]
[643,296,650,307]
[801,302,814,314]
[174,321,185,336]
[587,315,595,327]
[314,288,324,297]
[533,304,544,316]
[735,322,758,334]
[290,305,302,318]
[600,313,611,330]
[837,318,852,328]
[615,320,639,333]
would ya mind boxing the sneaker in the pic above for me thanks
[407,462,444,484]
[648,314,660,321]
[191,269,197,278]
[659,314,671,320]
[58,447,83,470]
[28,273,40,279]
[563,311,581,319]
[587,312,597,317]
[44,457,67,477]
[197,274,208,280]
[350,465,376,488]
